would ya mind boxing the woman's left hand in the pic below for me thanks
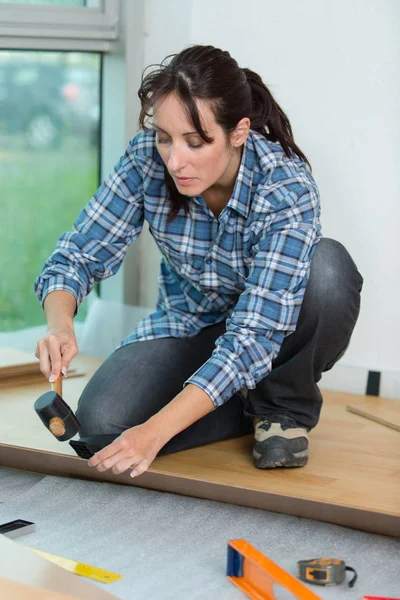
[88,423,163,478]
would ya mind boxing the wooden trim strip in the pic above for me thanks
[1,443,398,538]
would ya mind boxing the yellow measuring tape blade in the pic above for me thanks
[28,547,123,584]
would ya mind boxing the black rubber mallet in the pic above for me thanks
[34,377,119,458]
[34,376,80,442]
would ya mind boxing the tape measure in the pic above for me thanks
[28,547,123,584]
[297,558,357,587]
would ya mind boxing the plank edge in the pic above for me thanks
[1,443,398,539]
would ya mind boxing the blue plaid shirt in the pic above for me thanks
[35,129,321,407]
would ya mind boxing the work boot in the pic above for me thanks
[253,418,309,468]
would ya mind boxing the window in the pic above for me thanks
[1,1,100,7]
[0,50,101,330]
[0,0,119,50]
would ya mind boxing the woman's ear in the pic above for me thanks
[231,117,251,147]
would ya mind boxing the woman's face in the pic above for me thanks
[153,93,239,197]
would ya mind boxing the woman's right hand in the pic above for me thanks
[35,325,79,382]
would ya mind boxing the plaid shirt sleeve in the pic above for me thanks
[34,141,145,309]
[185,189,320,408]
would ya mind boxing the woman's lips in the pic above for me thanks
[175,176,196,185]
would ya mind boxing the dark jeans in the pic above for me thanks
[76,238,363,455]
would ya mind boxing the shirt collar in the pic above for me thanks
[192,131,257,218]
[224,131,257,219]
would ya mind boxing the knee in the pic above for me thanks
[75,389,113,437]
[305,238,363,308]
[75,379,126,437]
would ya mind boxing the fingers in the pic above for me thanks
[89,448,142,475]
[88,442,149,477]
[35,331,78,381]
[86,426,156,479]
[88,440,120,468]
[35,338,52,380]
[100,455,148,477]
[47,335,63,381]
[92,450,127,473]
[130,460,149,478]
[59,342,78,377]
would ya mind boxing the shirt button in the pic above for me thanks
[205,258,212,264]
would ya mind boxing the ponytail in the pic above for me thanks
[242,68,310,168]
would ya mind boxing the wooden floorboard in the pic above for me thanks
[1,356,399,537]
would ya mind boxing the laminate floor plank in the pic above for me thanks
[1,356,399,536]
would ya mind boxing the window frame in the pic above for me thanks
[0,0,144,307]
[0,0,120,51]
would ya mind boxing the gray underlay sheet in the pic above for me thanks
[0,467,44,504]
[0,467,398,599]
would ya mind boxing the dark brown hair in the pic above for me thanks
[138,44,310,221]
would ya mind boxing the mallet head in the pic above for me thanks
[34,391,80,441]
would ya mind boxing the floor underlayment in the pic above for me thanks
[0,466,399,600]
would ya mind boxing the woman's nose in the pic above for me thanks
[168,145,186,172]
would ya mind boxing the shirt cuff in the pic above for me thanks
[184,355,244,408]
[38,277,81,315]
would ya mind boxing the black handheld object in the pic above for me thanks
[69,434,119,459]
[34,391,80,441]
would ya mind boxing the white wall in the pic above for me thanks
[132,0,400,373]
[136,0,193,306]
[101,0,145,305]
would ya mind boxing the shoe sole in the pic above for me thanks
[253,437,309,469]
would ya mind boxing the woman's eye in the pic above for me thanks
[157,136,203,149]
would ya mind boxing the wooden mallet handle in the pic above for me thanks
[49,376,65,436]
[51,377,63,397]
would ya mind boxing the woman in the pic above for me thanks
[34,45,363,477]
